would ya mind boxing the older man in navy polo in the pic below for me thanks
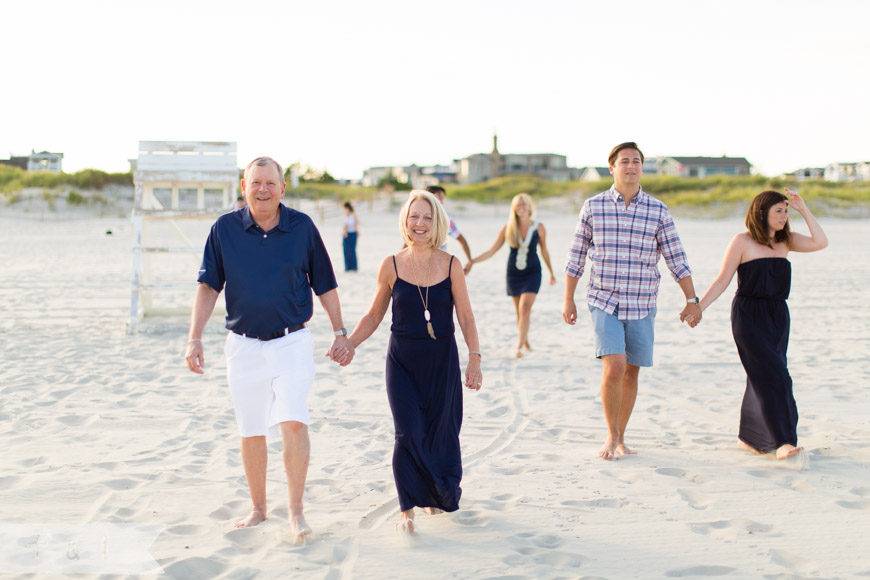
[185,156,354,543]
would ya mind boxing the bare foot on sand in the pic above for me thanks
[423,507,443,515]
[599,440,617,461]
[738,440,765,455]
[397,509,416,533]
[235,506,266,528]
[285,512,312,544]
[522,339,532,352]
[615,443,636,457]
[514,349,524,359]
[776,444,804,460]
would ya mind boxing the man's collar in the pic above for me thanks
[608,185,645,204]
[241,204,292,232]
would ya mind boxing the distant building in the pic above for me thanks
[28,150,63,173]
[0,155,28,170]
[787,167,825,181]
[456,135,574,184]
[824,161,870,182]
[580,167,611,182]
[657,156,751,178]
[0,150,64,173]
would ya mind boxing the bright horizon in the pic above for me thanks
[2,0,868,180]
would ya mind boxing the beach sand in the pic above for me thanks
[1,200,868,579]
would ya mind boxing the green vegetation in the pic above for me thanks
[0,165,132,192]
[442,174,869,216]
[285,182,377,203]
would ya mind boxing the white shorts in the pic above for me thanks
[224,328,315,438]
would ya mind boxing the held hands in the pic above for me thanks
[463,262,473,275]
[185,339,206,374]
[680,303,702,328]
[326,336,355,366]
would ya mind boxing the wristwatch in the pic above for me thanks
[686,297,700,304]
[334,327,348,336]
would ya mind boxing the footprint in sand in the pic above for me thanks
[677,488,713,510]
[769,548,819,575]
[561,498,628,509]
[453,510,489,527]
[664,565,736,577]
[689,518,776,541]
[655,467,710,484]
[835,500,870,510]
[503,532,585,569]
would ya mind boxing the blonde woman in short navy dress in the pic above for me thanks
[695,189,827,460]
[348,190,482,533]
[472,193,556,358]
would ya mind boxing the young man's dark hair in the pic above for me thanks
[425,185,446,196]
[608,142,644,167]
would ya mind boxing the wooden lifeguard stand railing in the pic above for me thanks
[127,140,238,333]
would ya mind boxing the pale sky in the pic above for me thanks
[2,0,868,179]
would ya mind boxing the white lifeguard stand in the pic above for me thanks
[128,140,238,333]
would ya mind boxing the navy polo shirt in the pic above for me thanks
[197,205,338,336]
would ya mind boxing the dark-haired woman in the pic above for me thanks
[695,188,827,460]
[342,202,359,271]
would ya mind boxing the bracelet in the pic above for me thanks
[469,350,482,357]
[188,338,202,344]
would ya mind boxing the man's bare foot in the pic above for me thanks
[235,506,266,528]
[776,444,803,460]
[514,349,524,359]
[738,440,765,455]
[599,440,617,461]
[615,443,636,457]
[423,507,443,516]
[522,339,532,352]
[286,512,312,544]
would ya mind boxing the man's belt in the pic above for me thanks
[232,323,306,341]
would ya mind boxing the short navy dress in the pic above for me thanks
[731,258,798,451]
[506,224,542,296]
[386,256,463,512]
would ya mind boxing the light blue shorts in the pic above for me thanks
[588,306,656,367]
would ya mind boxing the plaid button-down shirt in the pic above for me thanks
[565,186,692,320]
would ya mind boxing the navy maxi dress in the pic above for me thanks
[386,256,463,512]
[731,258,798,451]
[506,227,542,296]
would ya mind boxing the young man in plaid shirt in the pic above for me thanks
[563,142,701,460]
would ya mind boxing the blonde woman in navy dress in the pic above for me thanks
[348,190,482,533]
[472,193,556,358]
[694,189,827,460]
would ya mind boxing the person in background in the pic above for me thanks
[342,201,359,272]
[426,185,473,275]
[471,193,556,358]
[694,188,827,460]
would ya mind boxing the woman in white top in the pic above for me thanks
[342,202,359,272]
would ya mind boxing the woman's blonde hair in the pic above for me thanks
[504,193,535,247]
[398,190,448,249]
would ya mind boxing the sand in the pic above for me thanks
[1,200,868,579]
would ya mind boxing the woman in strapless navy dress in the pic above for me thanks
[472,193,556,358]
[696,189,827,460]
[348,190,482,533]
